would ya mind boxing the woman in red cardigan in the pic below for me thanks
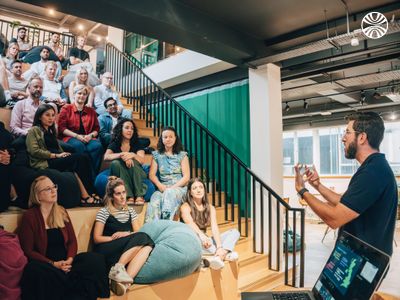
[18,175,109,300]
[58,84,103,178]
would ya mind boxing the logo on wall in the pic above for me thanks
[361,12,388,39]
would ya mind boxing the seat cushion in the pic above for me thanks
[135,220,202,283]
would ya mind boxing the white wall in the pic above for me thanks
[143,50,234,88]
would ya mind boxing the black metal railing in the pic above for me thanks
[105,42,305,287]
[0,19,75,55]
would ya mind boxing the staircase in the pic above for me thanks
[117,89,299,299]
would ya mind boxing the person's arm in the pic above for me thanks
[69,56,83,65]
[121,149,145,165]
[26,128,51,159]
[104,148,122,161]
[18,213,51,263]
[294,164,359,229]
[93,221,113,244]
[305,166,342,205]
[132,218,140,232]
[170,155,190,188]
[68,81,76,103]
[10,101,27,136]
[87,88,95,107]
[149,157,166,191]
[180,203,209,240]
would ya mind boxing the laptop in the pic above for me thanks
[241,231,391,300]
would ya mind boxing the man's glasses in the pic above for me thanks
[342,130,361,136]
[107,103,117,108]
[39,184,58,193]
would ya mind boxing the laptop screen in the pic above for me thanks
[311,231,390,300]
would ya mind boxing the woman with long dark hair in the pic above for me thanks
[18,176,109,300]
[26,103,100,205]
[180,178,240,270]
[145,126,190,222]
[104,118,147,205]
[93,177,154,296]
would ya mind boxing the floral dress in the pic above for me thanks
[145,151,187,222]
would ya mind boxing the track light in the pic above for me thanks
[351,37,359,47]
[360,90,366,105]
[390,112,397,120]
[284,102,290,112]
[303,100,308,109]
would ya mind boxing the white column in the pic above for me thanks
[107,26,124,51]
[249,63,283,270]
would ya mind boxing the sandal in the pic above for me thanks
[134,197,145,206]
[81,195,103,207]
[126,197,135,205]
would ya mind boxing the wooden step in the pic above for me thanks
[138,127,156,137]
[102,260,239,300]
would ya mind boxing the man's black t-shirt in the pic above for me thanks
[69,47,89,61]
[340,153,398,256]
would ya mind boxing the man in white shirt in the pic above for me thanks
[93,72,132,117]
[23,46,62,80]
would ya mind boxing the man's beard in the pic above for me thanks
[32,91,42,98]
[345,140,357,159]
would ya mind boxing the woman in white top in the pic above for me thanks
[180,177,240,270]
[68,66,95,106]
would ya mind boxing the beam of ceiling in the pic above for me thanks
[58,13,69,26]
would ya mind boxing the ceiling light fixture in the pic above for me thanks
[390,112,397,120]
[303,100,309,109]
[360,90,366,105]
[96,36,101,42]
[48,9,55,15]
[350,36,359,46]
[78,24,84,31]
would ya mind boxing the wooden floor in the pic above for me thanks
[300,222,400,297]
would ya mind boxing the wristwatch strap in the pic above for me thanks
[298,187,309,198]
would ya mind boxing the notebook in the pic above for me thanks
[241,231,391,300]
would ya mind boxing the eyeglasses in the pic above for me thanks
[107,103,117,108]
[39,184,58,193]
[342,130,361,136]
[104,76,113,80]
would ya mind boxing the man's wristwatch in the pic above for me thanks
[298,187,309,198]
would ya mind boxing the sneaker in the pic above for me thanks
[225,251,239,261]
[109,263,133,283]
[208,256,225,270]
[110,279,127,296]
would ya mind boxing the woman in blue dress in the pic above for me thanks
[145,127,190,222]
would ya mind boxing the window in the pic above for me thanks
[283,132,294,176]
[319,128,339,175]
[298,130,313,165]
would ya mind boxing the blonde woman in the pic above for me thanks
[68,66,95,106]
[180,178,240,270]
[18,176,109,300]
[93,177,154,296]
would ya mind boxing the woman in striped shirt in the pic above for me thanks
[93,177,154,296]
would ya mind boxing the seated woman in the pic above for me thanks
[18,176,109,300]
[68,66,95,106]
[104,118,147,205]
[26,104,100,205]
[93,177,154,296]
[58,84,103,177]
[145,126,190,222]
[0,42,20,91]
[180,178,240,270]
[41,61,67,109]
[1,41,19,71]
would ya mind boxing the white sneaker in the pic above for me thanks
[225,251,239,261]
[109,263,133,283]
[209,256,225,270]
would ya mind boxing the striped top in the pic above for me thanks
[96,207,138,224]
